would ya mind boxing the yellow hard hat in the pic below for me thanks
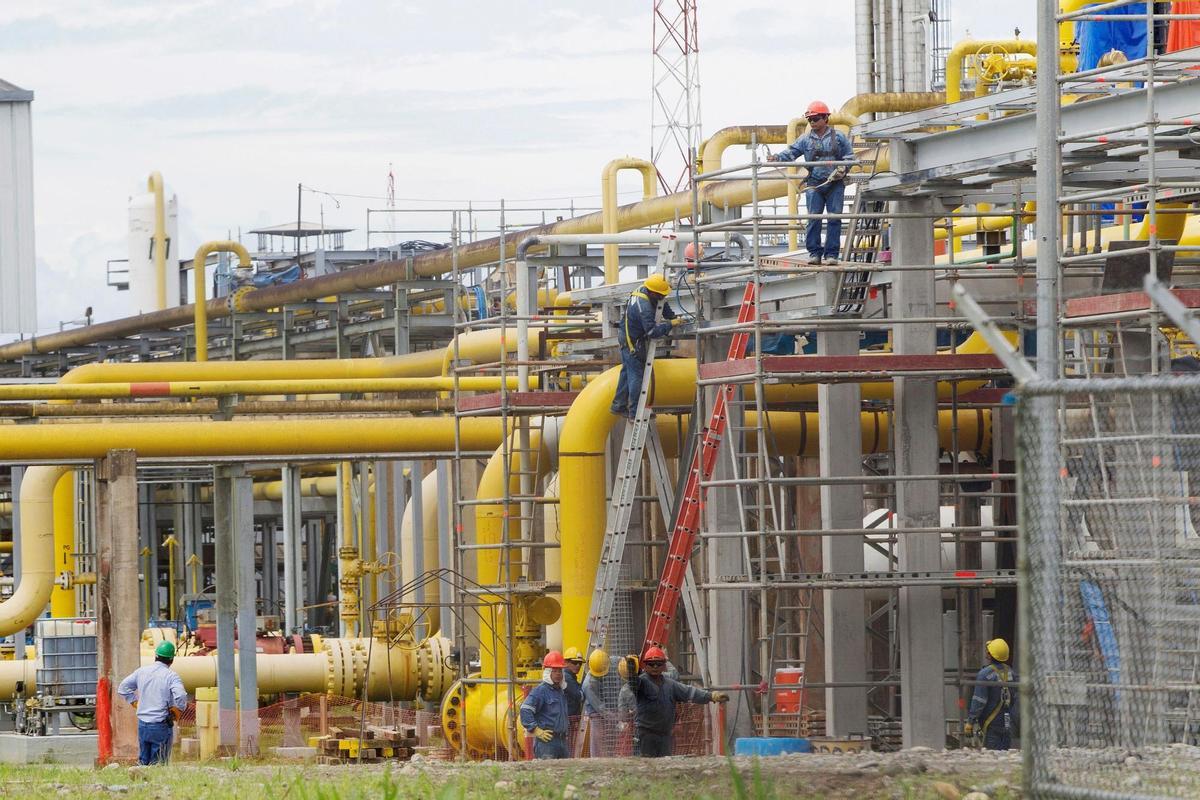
[643,274,670,296]
[617,656,630,680]
[563,646,584,663]
[588,648,610,678]
[986,638,1010,663]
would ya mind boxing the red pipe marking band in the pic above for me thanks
[129,382,172,397]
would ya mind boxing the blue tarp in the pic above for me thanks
[252,264,302,287]
[1080,580,1121,686]
[1077,2,1149,71]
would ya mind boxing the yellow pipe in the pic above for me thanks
[0,375,530,402]
[50,473,75,618]
[0,417,505,461]
[946,40,1038,105]
[601,158,657,283]
[558,333,1004,650]
[192,241,251,362]
[399,469,443,617]
[0,466,71,636]
[147,172,168,311]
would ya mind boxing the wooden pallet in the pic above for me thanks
[309,723,420,764]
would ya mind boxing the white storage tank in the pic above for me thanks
[127,183,181,312]
[0,79,37,334]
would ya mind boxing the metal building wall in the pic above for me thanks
[0,80,36,334]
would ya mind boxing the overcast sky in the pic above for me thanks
[3,1,1037,334]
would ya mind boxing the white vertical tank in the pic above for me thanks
[0,79,37,334]
[127,188,181,312]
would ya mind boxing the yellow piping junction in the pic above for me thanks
[193,241,251,361]
[601,158,656,283]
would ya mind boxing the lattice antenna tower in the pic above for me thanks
[651,1,702,194]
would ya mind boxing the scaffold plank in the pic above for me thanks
[697,353,1005,383]
[1064,288,1200,319]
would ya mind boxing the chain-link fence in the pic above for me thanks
[1021,376,1200,799]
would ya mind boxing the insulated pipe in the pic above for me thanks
[854,0,876,96]
[399,469,441,609]
[601,158,657,283]
[192,241,251,362]
[147,172,168,312]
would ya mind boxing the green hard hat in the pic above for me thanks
[155,640,176,659]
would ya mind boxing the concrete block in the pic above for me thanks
[0,732,98,765]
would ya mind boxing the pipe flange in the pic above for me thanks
[227,286,254,314]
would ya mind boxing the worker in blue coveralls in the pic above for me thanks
[965,638,1019,750]
[117,640,188,765]
[519,650,571,759]
[624,646,729,757]
[609,273,681,419]
[768,100,855,266]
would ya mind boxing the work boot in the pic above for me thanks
[824,256,839,265]
[806,254,822,266]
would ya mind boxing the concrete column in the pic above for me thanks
[95,450,140,763]
[891,138,945,749]
[281,465,302,633]
[213,465,258,754]
[817,329,869,735]
[212,467,238,752]
[703,335,752,740]
[232,470,259,755]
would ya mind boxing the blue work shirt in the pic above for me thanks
[563,669,583,717]
[519,676,569,736]
[117,661,187,724]
[968,660,1018,735]
[773,128,855,186]
[620,290,676,353]
[627,671,712,737]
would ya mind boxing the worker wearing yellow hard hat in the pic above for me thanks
[563,646,585,718]
[580,648,616,757]
[610,274,683,420]
[964,638,1018,750]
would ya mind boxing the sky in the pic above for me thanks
[1,1,1037,334]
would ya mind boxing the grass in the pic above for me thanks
[0,757,1021,800]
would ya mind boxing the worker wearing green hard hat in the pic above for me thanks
[117,638,188,765]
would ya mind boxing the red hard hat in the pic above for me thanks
[643,646,667,662]
[805,100,831,119]
[684,242,704,267]
[543,650,565,668]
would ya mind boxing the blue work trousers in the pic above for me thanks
[983,725,1012,751]
[533,734,569,759]
[610,346,646,417]
[805,180,846,258]
[634,730,672,757]
[137,719,173,765]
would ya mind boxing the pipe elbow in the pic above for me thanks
[0,465,71,636]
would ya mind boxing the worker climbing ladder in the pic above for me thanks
[640,281,758,657]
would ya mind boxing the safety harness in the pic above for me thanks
[622,291,651,351]
[981,662,1014,736]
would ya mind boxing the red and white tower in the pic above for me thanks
[650,1,702,194]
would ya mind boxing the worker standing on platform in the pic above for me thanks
[965,639,1019,751]
[610,274,682,419]
[519,651,571,759]
[624,646,729,757]
[768,100,855,266]
[563,646,585,718]
[117,641,187,765]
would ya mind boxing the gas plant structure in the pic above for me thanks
[0,1,1199,773]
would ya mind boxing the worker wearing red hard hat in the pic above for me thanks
[519,650,571,758]
[768,100,855,266]
[623,646,728,757]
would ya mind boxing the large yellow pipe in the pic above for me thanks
[558,333,1002,650]
[601,158,657,283]
[1,466,71,636]
[192,241,251,362]
[399,470,443,616]
[0,375,525,402]
[147,172,168,312]
[50,473,75,618]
